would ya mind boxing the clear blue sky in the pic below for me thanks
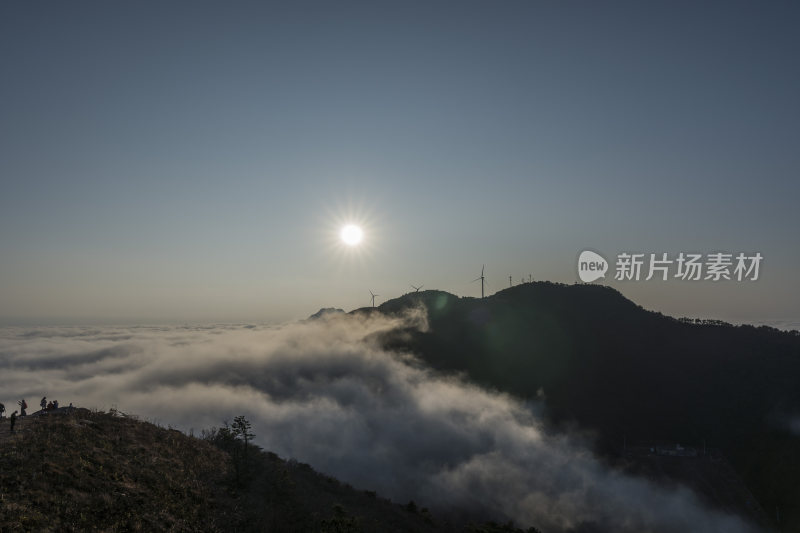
[1,1,798,324]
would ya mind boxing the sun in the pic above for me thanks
[340,224,363,246]
[321,198,379,263]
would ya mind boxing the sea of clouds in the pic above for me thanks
[0,310,757,532]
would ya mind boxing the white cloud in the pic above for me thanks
[0,311,755,532]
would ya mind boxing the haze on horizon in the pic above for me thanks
[1,1,799,325]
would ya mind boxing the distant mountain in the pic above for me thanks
[366,282,800,531]
[308,307,346,320]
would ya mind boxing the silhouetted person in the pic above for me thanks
[53,400,59,409]
[0,403,4,418]
[18,399,27,416]
[10,411,17,433]
[40,397,46,412]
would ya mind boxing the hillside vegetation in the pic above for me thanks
[0,409,230,531]
[0,410,539,532]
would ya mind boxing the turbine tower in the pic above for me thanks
[472,265,485,299]
[411,284,423,292]
[369,290,379,308]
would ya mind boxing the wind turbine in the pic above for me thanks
[369,290,379,308]
[472,265,485,299]
[411,284,423,292]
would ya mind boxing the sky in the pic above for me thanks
[1,1,799,325]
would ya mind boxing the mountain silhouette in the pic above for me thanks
[308,307,346,320]
[360,282,800,531]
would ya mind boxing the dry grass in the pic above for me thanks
[0,410,231,532]
[0,410,541,532]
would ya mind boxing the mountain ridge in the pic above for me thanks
[353,281,798,531]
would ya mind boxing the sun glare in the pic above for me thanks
[340,224,363,246]
[323,200,378,263]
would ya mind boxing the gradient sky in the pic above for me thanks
[1,1,798,325]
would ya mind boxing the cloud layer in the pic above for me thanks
[0,312,755,532]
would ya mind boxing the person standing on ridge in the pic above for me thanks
[40,397,46,412]
[18,399,26,416]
